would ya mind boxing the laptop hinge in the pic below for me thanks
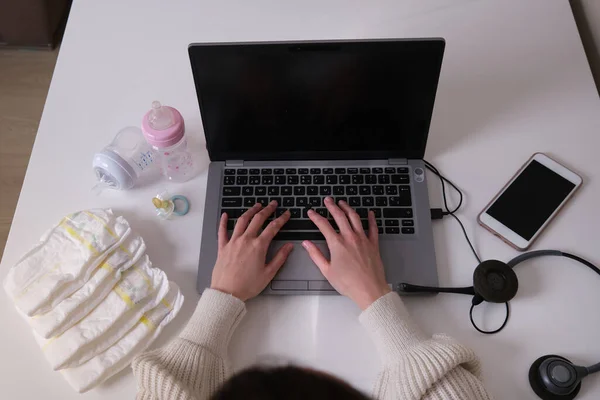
[225,160,244,167]
[388,158,408,165]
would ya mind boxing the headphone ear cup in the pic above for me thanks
[473,260,519,303]
[529,355,582,400]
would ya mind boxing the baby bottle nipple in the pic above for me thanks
[147,101,174,130]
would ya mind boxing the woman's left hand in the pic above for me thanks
[210,201,293,301]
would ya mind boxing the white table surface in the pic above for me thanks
[2,0,600,398]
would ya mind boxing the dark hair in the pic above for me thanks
[211,366,371,400]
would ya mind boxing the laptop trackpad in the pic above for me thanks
[268,241,328,281]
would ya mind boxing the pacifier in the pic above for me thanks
[152,190,190,219]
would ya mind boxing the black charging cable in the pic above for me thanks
[424,160,510,334]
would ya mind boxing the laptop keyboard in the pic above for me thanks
[221,167,415,240]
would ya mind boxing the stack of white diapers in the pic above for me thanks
[3,209,184,393]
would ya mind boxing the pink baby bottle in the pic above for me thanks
[141,101,194,182]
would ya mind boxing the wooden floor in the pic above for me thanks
[0,48,58,260]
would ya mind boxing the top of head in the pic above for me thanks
[473,260,519,303]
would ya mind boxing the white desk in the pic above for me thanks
[2,0,600,398]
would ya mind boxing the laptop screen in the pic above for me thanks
[189,39,445,161]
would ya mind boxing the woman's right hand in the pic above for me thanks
[302,197,391,310]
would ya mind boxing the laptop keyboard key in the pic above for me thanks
[397,167,409,173]
[392,174,410,184]
[222,208,243,218]
[256,186,267,195]
[281,186,292,195]
[224,176,235,185]
[283,197,295,207]
[309,197,321,207]
[372,168,383,173]
[227,219,236,230]
[296,197,308,207]
[286,168,297,174]
[372,185,384,195]
[370,208,382,218]
[386,227,400,234]
[248,176,259,185]
[310,168,322,174]
[356,208,368,218]
[376,196,387,206]
[223,187,241,196]
[339,175,351,184]
[257,197,269,206]
[385,167,395,173]
[366,174,377,184]
[378,227,384,234]
[386,185,398,195]
[294,186,306,195]
[320,186,331,195]
[383,208,413,218]
[349,197,361,206]
[402,227,415,234]
[359,186,371,195]
[323,168,333,174]
[360,167,371,173]
[347,186,358,195]
[270,197,282,205]
[236,176,248,185]
[290,208,301,218]
[238,169,248,175]
[326,175,337,184]
[222,198,242,207]
[378,175,390,184]
[262,176,273,185]
[335,168,346,174]
[224,169,236,175]
[244,197,256,207]
[307,186,318,195]
[362,197,374,207]
[314,176,325,184]
[283,220,318,230]
[352,175,364,184]
[299,168,309,174]
[274,168,285,175]
[301,175,311,184]
[249,169,260,175]
[268,187,280,195]
[348,168,358,174]
[336,196,348,204]
[315,208,328,218]
[275,176,286,185]
[385,220,399,226]
[288,175,299,185]
[333,186,344,195]
[402,219,414,227]
[242,187,253,196]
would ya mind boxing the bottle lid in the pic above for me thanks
[92,149,137,190]
[141,102,185,148]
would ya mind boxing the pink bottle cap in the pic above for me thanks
[141,102,185,148]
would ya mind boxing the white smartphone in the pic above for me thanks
[478,153,582,250]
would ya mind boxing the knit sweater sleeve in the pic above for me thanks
[359,292,493,400]
[132,289,246,400]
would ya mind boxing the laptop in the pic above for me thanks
[190,39,445,295]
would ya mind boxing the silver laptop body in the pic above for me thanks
[190,39,445,294]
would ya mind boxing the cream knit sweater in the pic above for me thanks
[132,289,492,399]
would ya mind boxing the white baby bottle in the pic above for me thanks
[92,126,156,192]
[141,101,194,182]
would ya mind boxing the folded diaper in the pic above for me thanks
[40,255,169,370]
[61,281,183,393]
[30,233,146,339]
[4,209,131,316]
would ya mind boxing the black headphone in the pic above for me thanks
[398,250,600,400]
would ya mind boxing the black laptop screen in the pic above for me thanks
[189,40,445,161]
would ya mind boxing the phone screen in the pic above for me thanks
[486,160,576,240]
